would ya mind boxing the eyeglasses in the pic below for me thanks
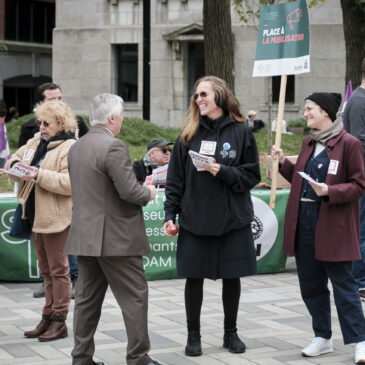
[36,119,50,128]
[304,106,321,113]
[160,147,171,154]
[193,91,208,100]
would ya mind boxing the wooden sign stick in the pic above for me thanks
[269,74,287,209]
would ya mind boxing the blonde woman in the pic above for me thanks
[5,101,76,342]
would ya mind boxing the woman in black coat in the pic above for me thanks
[164,76,260,357]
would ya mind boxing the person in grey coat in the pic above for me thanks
[65,93,161,365]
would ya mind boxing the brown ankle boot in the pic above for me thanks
[24,315,52,338]
[38,316,68,342]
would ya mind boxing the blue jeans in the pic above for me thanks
[352,193,365,289]
[68,255,78,279]
[295,202,365,344]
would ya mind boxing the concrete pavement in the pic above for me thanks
[0,259,361,364]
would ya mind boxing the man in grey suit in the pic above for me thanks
[65,93,161,365]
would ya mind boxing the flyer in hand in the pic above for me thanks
[6,162,38,178]
[143,164,169,187]
[297,171,324,188]
[152,164,168,185]
[188,151,215,171]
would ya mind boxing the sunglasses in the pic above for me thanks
[160,147,172,154]
[36,119,50,128]
[193,91,208,100]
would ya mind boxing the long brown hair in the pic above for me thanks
[180,76,246,144]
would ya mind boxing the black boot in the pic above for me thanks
[223,328,246,353]
[185,330,202,356]
[71,275,78,299]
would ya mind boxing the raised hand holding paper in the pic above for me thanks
[188,150,215,171]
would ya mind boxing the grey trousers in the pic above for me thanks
[71,256,152,365]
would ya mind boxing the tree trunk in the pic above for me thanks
[203,0,235,91]
[340,0,365,88]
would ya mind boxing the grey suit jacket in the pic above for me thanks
[65,126,151,256]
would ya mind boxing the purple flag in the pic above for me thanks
[342,80,353,113]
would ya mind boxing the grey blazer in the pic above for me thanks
[65,126,151,256]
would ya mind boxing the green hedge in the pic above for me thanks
[6,114,181,151]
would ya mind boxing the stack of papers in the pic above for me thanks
[6,162,38,178]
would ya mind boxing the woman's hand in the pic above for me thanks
[271,146,285,165]
[19,170,38,181]
[0,168,6,177]
[309,181,329,196]
[163,220,176,237]
[203,163,221,176]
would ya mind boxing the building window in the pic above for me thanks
[272,75,295,103]
[117,44,138,103]
[5,0,55,44]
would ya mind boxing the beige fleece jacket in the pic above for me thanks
[6,132,75,233]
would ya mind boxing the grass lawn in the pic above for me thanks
[2,116,305,193]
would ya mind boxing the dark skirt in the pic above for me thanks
[176,225,257,280]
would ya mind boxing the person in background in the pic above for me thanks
[247,110,265,132]
[272,92,365,364]
[0,100,10,168]
[18,83,88,147]
[133,137,173,185]
[4,101,77,341]
[343,57,365,301]
[271,113,288,134]
[18,82,87,299]
[65,93,161,365]
[164,76,260,357]
[6,106,19,123]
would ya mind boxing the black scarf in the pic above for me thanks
[26,132,75,225]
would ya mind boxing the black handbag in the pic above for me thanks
[9,204,32,240]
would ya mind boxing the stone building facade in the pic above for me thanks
[54,0,345,127]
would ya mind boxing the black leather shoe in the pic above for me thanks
[33,282,45,298]
[185,330,202,356]
[92,362,104,365]
[223,330,246,353]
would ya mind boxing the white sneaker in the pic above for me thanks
[301,337,333,357]
[355,341,365,364]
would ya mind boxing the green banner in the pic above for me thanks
[0,190,288,282]
[253,0,310,77]
[0,198,39,282]
[143,189,288,280]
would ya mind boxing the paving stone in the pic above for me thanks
[0,268,361,364]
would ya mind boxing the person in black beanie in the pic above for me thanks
[305,92,342,122]
[271,92,365,363]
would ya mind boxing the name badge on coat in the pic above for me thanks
[199,141,216,156]
[328,159,339,175]
[23,149,35,161]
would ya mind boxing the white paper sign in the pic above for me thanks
[189,151,215,171]
[152,164,168,185]
[6,162,38,178]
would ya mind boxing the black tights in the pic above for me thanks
[185,277,241,332]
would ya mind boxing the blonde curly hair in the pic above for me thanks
[35,101,77,133]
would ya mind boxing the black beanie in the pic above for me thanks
[305,92,342,122]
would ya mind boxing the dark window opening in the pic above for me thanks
[187,42,205,106]
[272,75,295,103]
[117,44,138,103]
[4,87,35,116]
[5,0,55,44]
